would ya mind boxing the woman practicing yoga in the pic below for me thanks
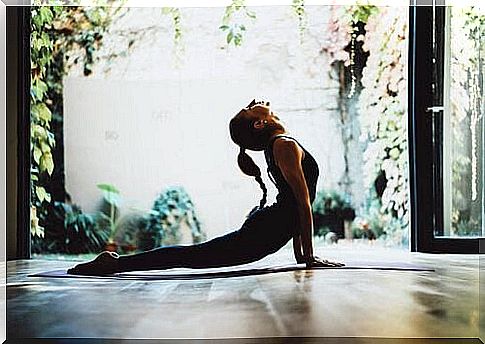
[68,99,344,275]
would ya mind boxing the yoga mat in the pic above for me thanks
[30,261,434,280]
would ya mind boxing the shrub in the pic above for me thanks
[34,201,110,254]
[140,186,206,250]
[312,189,356,237]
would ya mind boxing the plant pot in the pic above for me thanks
[105,242,118,252]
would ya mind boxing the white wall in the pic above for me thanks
[64,6,350,239]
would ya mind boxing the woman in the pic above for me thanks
[67,99,344,275]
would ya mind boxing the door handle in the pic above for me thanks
[426,106,444,113]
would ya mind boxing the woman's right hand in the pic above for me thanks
[305,256,345,268]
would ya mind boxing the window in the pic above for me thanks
[409,3,483,253]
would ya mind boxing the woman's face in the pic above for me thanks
[243,101,283,130]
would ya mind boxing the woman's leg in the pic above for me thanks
[117,229,263,272]
[68,206,293,275]
[118,207,295,273]
[68,230,257,275]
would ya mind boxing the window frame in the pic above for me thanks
[15,5,32,260]
[408,4,482,253]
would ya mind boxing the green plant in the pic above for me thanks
[354,195,389,239]
[142,186,206,249]
[33,201,110,254]
[161,7,184,65]
[320,5,379,200]
[312,189,356,237]
[292,0,307,43]
[30,3,126,242]
[96,183,121,243]
[110,210,148,253]
[358,7,409,237]
[312,189,356,220]
[219,0,256,47]
[162,7,183,45]
[60,202,110,253]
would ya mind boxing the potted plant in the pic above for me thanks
[42,200,110,254]
[140,186,206,250]
[113,209,148,253]
[312,189,356,239]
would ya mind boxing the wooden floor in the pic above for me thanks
[4,243,485,343]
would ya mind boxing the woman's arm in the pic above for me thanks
[292,234,305,263]
[273,139,314,261]
[273,138,345,268]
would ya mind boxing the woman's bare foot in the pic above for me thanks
[67,251,122,276]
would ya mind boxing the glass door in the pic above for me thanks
[409,3,483,253]
[440,5,484,239]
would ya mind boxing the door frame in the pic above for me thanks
[408,3,481,253]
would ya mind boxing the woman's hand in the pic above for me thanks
[305,256,345,268]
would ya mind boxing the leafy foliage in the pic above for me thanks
[358,8,409,245]
[312,189,356,237]
[30,3,125,242]
[31,201,110,254]
[141,186,206,249]
[161,7,184,64]
[30,5,57,239]
[96,183,121,242]
[219,0,256,47]
[162,7,183,44]
[292,0,307,43]
[322,5,408,245]
[312,189,355,220]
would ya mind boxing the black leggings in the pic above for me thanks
[117,204,297,272]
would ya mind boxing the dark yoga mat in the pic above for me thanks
[30,261,434,280]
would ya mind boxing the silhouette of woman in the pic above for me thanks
[67,99,344,275]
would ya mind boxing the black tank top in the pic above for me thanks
[264,134,320,208]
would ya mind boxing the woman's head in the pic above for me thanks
[228,99,286,212]
[229,99,285,151]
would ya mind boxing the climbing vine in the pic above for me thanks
[359,8,409,243]
[321,5,377,202]
[161,7,184,64]
[30,2,126,240]
[321,5,409,245]
[292,0,307,43]
[219,0,256,47]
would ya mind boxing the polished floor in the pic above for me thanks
[4,243,485,342]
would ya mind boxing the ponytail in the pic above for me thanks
[237,147,268,216]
